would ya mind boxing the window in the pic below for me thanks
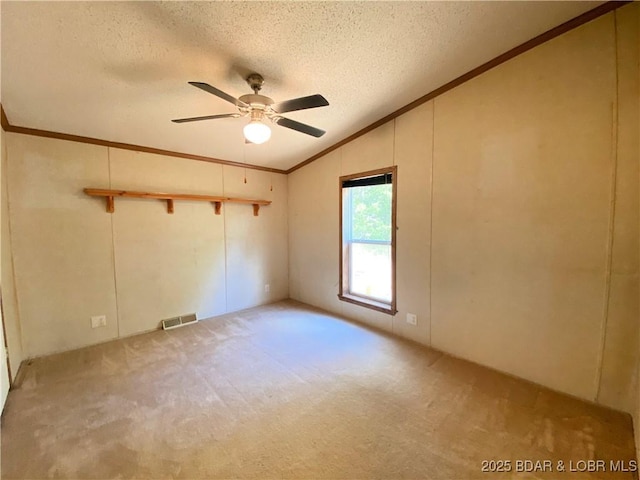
[339,166,397,314]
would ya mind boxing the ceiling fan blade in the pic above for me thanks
[275,117,326,137]
[272,94,329,114]
[172,113,240,123]
[188,82,249,108]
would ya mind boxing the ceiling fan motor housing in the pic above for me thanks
[238,94,274,108]
[239,94,276,123]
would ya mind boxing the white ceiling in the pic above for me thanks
[1,1,600,171]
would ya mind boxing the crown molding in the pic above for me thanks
[286,0,631,174]
[1,1,629,176]
[0,105,286,174]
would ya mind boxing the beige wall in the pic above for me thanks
[3,133,288,358]
[0,128,9,409]
[289,104,433,339]
[2,127,23,382]
[289,6,639,411]
[598,4,640,415]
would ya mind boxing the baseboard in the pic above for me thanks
[9,359,28,390]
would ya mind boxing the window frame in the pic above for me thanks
[338,166,398,315]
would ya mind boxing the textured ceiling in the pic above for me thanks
[1,1,600,171]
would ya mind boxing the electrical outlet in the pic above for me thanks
[406,313,417,326]
[91,315,106,328]
[264,284,270,293]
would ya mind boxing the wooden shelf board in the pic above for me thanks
[84,188,271,215]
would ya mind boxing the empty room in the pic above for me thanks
[0,1,639,479]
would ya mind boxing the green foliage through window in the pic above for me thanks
[349,184,392,242]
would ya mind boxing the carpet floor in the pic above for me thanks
[1,300,636,479]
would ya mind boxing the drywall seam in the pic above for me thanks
[595,12,620,402]
[392,119,397,168]
[107,147,121,338]
[4,135,25,362]
[391,119,397,334]
[283,174,290,299]
[595,102,618,401]
[338,145,345,319]
[222,168,229,314]
[428,101,435,347]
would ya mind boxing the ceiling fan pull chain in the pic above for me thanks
[268,143,273,192]
[243,143,248,184]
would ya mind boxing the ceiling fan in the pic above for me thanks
[172,73,329,144]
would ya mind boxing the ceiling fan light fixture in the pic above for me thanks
[243,119,271,144]
[174,75,328,140]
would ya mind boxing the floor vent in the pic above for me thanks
[162,313,198,331]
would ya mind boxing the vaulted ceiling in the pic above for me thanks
[1,1,601,171]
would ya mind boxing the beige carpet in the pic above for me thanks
[1,301,636,479]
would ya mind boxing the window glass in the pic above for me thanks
[339,168,396,313]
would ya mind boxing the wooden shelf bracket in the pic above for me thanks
[84,188,271,216]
